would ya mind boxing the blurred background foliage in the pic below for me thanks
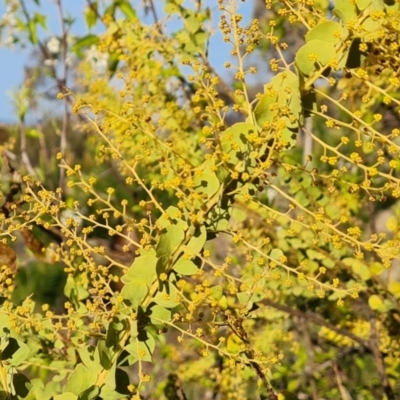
[0,0,400,399]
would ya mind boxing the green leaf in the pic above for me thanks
[218,295,228,310]
[97,339,113,370]
[210,285,223,301]
[71,35,99,56]
[118,0,137,21]
[78,346,102,374]
[278,391,300,400]
[306,21,344,45]
[270,248,284,261]
[122,255,158,286]
[295,40,336,76]
[79,385,100,400]
[84,4,98,30]
[121,279,148,308]
[368,294,383,310]
[333,0,357,23]
[108,52,120,77]
[65,364,97,395]
[26,128,43,138]
[34,12,47,30]
[147,304,171,325]
[101,367,130,396]
[226,333,244,354]
[357,0,372,10]
[255,71,301,130]
[54,394,78,400]
[173,259,198,275]
[64,276,89,302]
[342,258,371,281]
[194,170,220,200]
[126,334,156,362]
[184,13,201,34]
[156,225,185,258]
[28,20,38,44]
[306,249,325,260]
[154,282,181,308]
[103,362,117,390]
[1,338,30,366]
[185,226,206,254]
[220,122,257,167]
[388,281,400,298]
[106,316,130,349]
[302,90,317,118]
[164,3,180,14]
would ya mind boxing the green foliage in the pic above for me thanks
[0,0,400,399]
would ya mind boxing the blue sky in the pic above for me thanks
[0,1,253,124]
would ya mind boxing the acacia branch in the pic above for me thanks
[262,298,368,348]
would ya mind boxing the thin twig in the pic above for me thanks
[55,0,70,191]
[262,298,368,348]
[19,120,36,176]
[368,313,395,400]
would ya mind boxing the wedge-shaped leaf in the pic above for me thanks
[333,0,356,23]
[147,304,171,325]
[71,34,99,56]
[356,0,372,10]
[173,259,199,276]
[125,334,156,363]
[97,339,113,370]
[100,375,130,400]
[255,71,301,129]
[84,4,97,30]
[121,280,148,308]
[302,90,317,118]
[388,281,400,298]
[277,391,300,400]
[156,225,185,258]
[106,316,130,349]
[164,3,180,14]
[122,255,158,285]
[103,361,117,390]
[295,40,336,76]
[154,282,181,308]
[210,285,223,301]
[78,346,102,374]
[64,276,89,302]
[226,333,244,354]
[186,226,206,254]
[79,385,100,400]
[220,123,257,166]
[238,285,265,307]
[254,91,276,128]
[65,364,97,395]
[270,248,284,261]
[118,0,137,20]
[157,206,188,230]
[184,12,201,34]
[194,170,220,200]
[1,338,30,367]
[54,394,78,400]
[280,126,298,148]
[306,21,344,44]
[342,257,371,281]
[368,294,383,310]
